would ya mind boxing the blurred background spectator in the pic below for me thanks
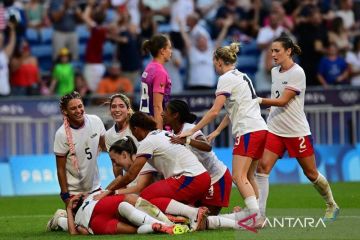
[317,43,349,88]
[96,62,133,95]
[48,0,82,61]
[0,22,16,97]
[10,40,40,95]
[0,0,359,98]
[49,47,75,96]
[345,36,360,86]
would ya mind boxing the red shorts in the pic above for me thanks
[89,194,125,234]
[198,169,232,207]
[265,132,314,158]
[140,172,211,211]
[233,130,267,159]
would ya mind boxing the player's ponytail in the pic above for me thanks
[109,136,137,156]
[213,42,240,65]
[141,34,169,57]
[274,33,302,57]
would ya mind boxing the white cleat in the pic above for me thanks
[323,203,340,222]
[46,209,67,231]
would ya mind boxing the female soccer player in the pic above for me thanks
[255,34,339,221]
[179,42,268,220]
[107,131,256,231]
[54,91,106,204]
[105,93,136,151]
[105,93,159,194]
[66,192,187,235]
[163,99,232,215]
[48,91,107,231]
[95,111,211,231]
[139,34,172,129]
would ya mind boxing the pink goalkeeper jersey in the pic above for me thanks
[139,60,172,116]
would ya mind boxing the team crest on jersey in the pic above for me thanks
[142,71,148,78]
[90,133,98,138]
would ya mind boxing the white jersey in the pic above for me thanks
[105,124,158,187]
[215,69,268,137]
[180,123,227,185]
[74,191,99,234]
[137,130,207,179]
[105,124,138,151]
[0,51,10,95]
[267,64,311,137]
[54,114,106,194]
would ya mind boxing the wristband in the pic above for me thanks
[60,192,70,201]
[185,136,191,145]
[257,97,263,104]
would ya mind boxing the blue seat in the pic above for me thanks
[38,57,53,72]
[31,45,52,58]
[103,41,114,60]
[240,40,260,55]
[77,24,90,44]
[237,55,258,69]
[40,27,53,44]
[26,28,40,45]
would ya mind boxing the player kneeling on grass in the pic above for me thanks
[105,135,258,232]
[65,191,189,235]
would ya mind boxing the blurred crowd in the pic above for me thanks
[0,0,360,98]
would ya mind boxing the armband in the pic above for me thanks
[60,192,70,201]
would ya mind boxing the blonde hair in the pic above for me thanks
[107,93,134,120]
[213,42,240,65]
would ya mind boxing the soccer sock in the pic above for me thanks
[256,173,269,217]
[312,172,336,206]
[165,200,198,220]
[207,216,236,229]
[58,217,68,231]
[137,224,154,234]
[219,212,235,220]
[135,197,173,225]
[244,195,259,211]
[118,202,163,226]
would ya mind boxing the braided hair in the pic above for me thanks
[59,91,82,171]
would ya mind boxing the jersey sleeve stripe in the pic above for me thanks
[137,153,153,159]
[215,92,231,97]
[285,86,301,95]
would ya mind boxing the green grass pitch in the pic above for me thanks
[0,182,359,240]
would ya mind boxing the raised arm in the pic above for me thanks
[4,23,16,58]
[214,16,233,49]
